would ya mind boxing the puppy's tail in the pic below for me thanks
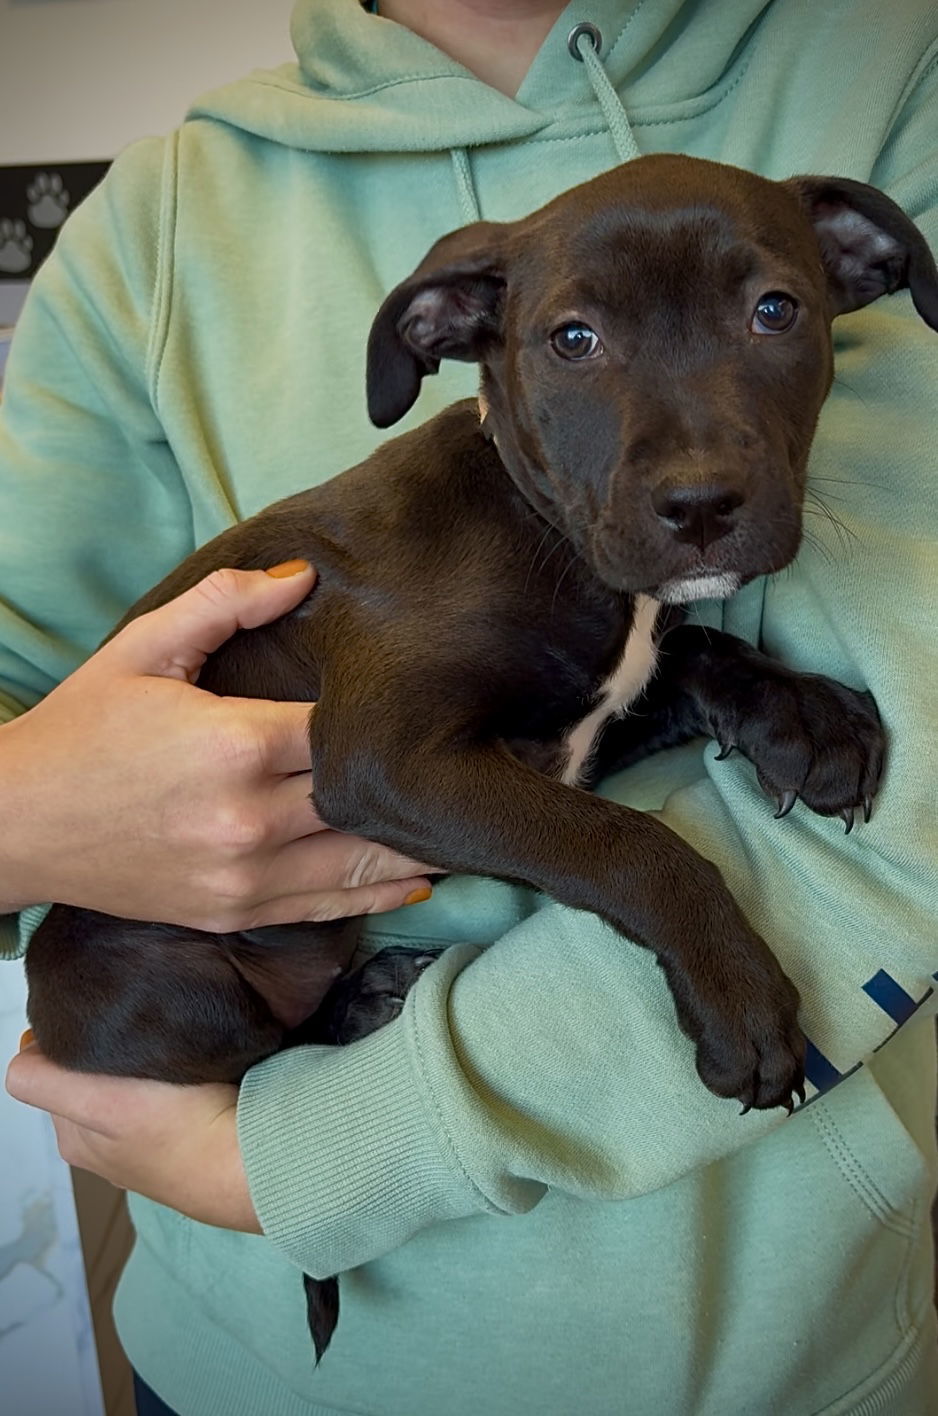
[304,1274,340,1364]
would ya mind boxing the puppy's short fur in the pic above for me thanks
[26,156,938,1357]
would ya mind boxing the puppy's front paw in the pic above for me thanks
[716,675,885,831]
[662,860,807,1112]
[668,899,806,1112]
[691,973,806,1114]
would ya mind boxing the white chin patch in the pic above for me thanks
[656,572,742,604]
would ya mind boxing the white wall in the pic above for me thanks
[1,971,106,1416]
[0,0,297,164]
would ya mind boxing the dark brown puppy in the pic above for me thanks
[26,156,937,1359]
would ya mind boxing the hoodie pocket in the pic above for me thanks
[806,1042,935,1342]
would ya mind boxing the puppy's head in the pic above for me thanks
[367,154,938,601]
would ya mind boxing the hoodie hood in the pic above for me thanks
[188,0,776,154]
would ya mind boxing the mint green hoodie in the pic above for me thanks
[2,2,938,1412]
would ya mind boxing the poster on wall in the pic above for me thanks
[0,160,110,282]
[0,159,109,347]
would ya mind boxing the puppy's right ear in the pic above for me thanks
[367,221,508,429]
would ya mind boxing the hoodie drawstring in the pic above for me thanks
[449,20,639,226]
[451,148,483,224]
[569,22,641,163]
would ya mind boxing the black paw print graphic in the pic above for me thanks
[0,219,33,275]
[27,172,70,230]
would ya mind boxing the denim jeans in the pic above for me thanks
[133,1373,180,1416]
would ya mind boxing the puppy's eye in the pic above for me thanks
[550,323,604,360]
[751,292,799,335]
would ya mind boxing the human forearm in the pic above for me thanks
[0,714,49,914]
[236,765,938,1283]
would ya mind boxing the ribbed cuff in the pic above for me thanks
[237,945,493,1279]
[0,914,20,961]
[0,902,50,960]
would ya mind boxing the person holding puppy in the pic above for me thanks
[4,2,938,1413]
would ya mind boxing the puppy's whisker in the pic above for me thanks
[803,488,857,555]
[550,555,577,617]
[533,532,568,587]
[809,474,888,492]
[523,523,564,594]
[798,526,836,566]
[831,372,871,408]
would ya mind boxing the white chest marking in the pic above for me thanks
[561,594,661,787]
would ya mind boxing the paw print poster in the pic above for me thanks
[0,219,33,275]
[0,161,109,280]
[27,171,71,228]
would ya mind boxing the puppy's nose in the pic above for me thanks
[652,482,745,549]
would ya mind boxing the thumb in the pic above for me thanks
[110,561,317,681]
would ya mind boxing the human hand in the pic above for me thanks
[6,1035,259,1231]
[0,561,433,927]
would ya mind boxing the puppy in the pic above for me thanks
[27,155,937,1357]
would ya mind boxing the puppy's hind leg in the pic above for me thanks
[295,946,445,1363]
[300,945,446,1045]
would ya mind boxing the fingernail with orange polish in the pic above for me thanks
[19,1028,34,1051]
[266,559,311,578]
[404,888,433,906]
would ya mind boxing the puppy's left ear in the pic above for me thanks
[366,221,509,429]
[788,176,938,328]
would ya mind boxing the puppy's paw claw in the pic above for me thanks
[774,789,798,819]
